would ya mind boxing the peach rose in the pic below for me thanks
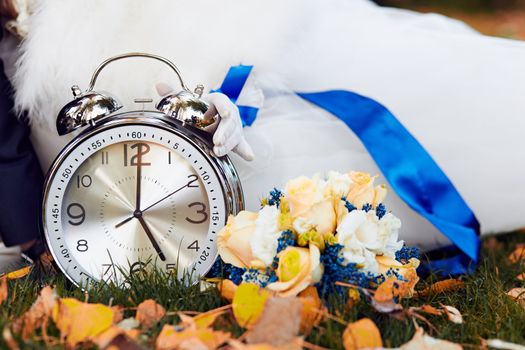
[267,245,323,297]
[217,211,258,268]
[346,172,387,208]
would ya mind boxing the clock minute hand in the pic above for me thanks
[141,175,198,213]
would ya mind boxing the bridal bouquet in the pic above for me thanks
[214,171,421,299]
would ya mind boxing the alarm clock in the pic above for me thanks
[41,53,244,287]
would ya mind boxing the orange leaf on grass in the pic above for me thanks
[508,245,525,264]
[219,279,238,302]
[228,338,303,350]
[51,298,114,347]
[135,299,166,329]
[342,318,383,350]
[298,286,325,335]
[13,286,57,341]
[155,323,230,350]
[0,277,7,306]
[416,279,464,297]
[374,267,419,303]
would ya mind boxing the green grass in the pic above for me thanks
[1,232,525,349]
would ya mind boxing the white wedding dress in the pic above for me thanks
[7,0,525,251]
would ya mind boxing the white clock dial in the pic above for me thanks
[43,120,227,287]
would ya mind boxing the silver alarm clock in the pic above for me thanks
[41,53,244,287]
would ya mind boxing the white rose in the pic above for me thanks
[293,217,314,234]
[336,210,389,274]
[326,171,352,197]
[250,205,282,266]
[377,213,404,257]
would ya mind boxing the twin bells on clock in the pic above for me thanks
[56,52,216,136]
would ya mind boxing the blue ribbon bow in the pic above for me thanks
[215,65,481,275]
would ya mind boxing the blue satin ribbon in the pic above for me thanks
[216,65,481,274]
[212,65,259,127]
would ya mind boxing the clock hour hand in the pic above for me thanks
[137,214,166,261]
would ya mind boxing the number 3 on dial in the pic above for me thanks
[186,202,208,224]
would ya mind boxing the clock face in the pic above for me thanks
[43,119,228,287]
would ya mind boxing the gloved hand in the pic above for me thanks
[156,83,254,161]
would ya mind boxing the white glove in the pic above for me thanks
[156,83,254,161]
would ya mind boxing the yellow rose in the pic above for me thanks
[285,176,326,218]
[267,245,323,297]
[217,211,258,268]
[298,199,336,236]
[346,172,387,208]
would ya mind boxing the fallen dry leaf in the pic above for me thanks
[13,286,57,341]
[394,326,462,349]
[298,286,325,335]
[191,307,229,330]
[2,326,19,350]
[516,273,525,281]
[112,305,125,324]
[93,325,143,349]
[0,277,7,306]
[155,323,230,350]
[416,279,464,297]
[135,299,166,329]
[342,318,383,350]
[246,297,302,346]
[375,268,419,304]
[4,266,32,280]
[508,244,525,264]
[219,279,238,302]
[52,298,114,347]
[507,288,525,310]
[228,338,304,350]
[414,305,443,316]
[441,305,463,324]
[232,283,271,329]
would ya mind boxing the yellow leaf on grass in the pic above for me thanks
[135,299,166,329]
[416,279,464,297]
[52,298,114,347]
[398,327,462,349]
[508,244,525,264]
[507,288,525,310]
[156,323,230,350]
[193,308,229,329]
[232,283,271,329]
[0,277,7,306]
[342,318,383,350]
[4,266,32,280]
[298,286,324,334]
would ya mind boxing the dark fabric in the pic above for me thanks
[0,55,44,246]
